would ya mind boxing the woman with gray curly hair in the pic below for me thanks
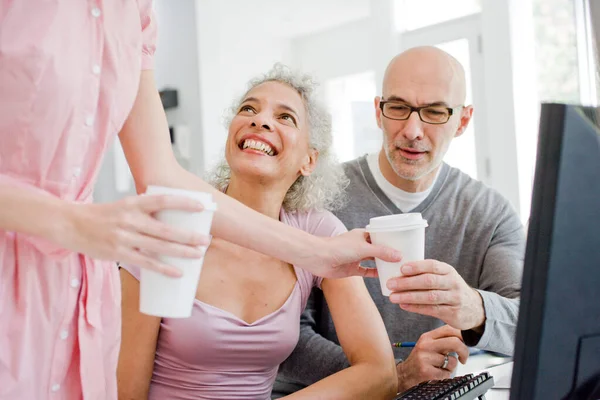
[211,63,348,213]
[118,64,398,400]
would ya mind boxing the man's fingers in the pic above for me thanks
[444,353,460,371]
[427,324,464,340]
[426,355,453,378]
[447,350,468,365]
[452,346,469,364]
[436,368,453,380]
[431,352,459,372]
[387,273,452,292]
[389,289,451,305]
[401,259,451,276]
[439,346,468,366]
[395,303,445,320]
[430,351,463,373]
[427,336,469,365]
[136,194,205,213]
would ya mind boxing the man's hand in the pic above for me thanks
[396,325,469,393]
[311,229,403,279]
[386,260,485,331]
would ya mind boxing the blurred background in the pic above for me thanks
[94,0,599,226]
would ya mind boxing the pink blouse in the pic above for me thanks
[0,2,156,399]
[121,209,347,400]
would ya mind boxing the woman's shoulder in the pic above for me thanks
[281,208,349,293]
[280,208,347,238]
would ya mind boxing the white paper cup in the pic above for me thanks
[139,185,217,318]
[366,213,428,296]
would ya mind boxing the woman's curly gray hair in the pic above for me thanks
[207,63,348,212]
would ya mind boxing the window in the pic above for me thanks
[532,0,580,103]
[325,72,378,162]
[574,0,599,105]
[515,0,582,221]
[394,0,481,32]
[435,38,478,179]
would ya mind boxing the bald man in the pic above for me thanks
[272,47,524,397]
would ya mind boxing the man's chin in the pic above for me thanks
[392,165,430,182]
[397,173,422,182]
[384,151,436,182]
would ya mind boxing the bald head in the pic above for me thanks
[382,46,467,105]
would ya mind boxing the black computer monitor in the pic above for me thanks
[510,103,600,400]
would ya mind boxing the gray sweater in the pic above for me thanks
[272,156,525,396]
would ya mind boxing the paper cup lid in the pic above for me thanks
[366,213,428,232]
[145,185,217,211]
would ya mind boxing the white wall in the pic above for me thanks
[154,0,204,175]
[291,18,373,80]
[291,0,397,87]
[195,0,292,172]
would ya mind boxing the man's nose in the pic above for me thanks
[401,111,425,141]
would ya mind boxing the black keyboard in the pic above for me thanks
[394,372,494,400]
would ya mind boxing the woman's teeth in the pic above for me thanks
[242,139,275,156]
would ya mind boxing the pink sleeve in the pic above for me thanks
[282,209,348,308]
[120,263,141,281]
[138,0,157,70]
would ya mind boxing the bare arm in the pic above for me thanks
[0,184,68,241]
[119,71,401,278]
[117,269,162,400]
[284,277,397,399]
[0,182,206,276]
[275,289,350,388]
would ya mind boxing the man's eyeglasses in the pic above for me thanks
[379,100,463,125]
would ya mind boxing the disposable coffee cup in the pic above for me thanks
[366,213,428,296]
[139,185,217,318]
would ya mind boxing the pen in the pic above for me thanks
[392,342,416,348]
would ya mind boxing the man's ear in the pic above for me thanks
[300,149,319,176]
[375,96,383,129]
[455,105,474,138]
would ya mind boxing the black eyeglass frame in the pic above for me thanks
[379,100,463,125]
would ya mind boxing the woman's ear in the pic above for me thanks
[299,149,319,176]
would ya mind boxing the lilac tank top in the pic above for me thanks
[122,209,346,399]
